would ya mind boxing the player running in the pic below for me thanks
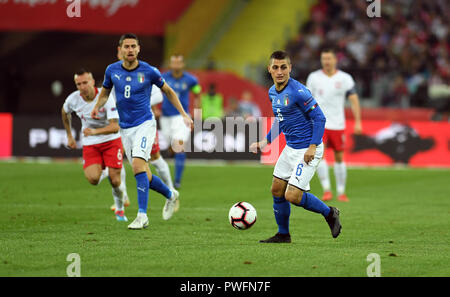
[92,33,193,230]
[306,48,362,202]
[109,84,177,213]
[250,50,341,243]
[160,54,201,189]
[61,69,128,222]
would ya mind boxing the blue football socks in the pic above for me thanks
[135,172,149,213]
[174,152,186,186]
[273,196,291,235]
[149,174,172,199]
[299,192,330,217]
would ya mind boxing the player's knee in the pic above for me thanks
[335,151,344,163]
[109,175,121,188]
[284,191,297,204]
[271,183,285,197]
[285,189,303,205]
[171,140,185,153]
[86,176,100,186]
[131,159,146,175]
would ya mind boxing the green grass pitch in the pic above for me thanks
[0,161,449,277]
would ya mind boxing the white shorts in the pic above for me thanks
[160,115,191,144]
[273,143,324,192]
[120,119,156,163]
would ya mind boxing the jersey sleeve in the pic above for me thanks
[295,86,318,114]
[150,85,163,106]
[150,66,165,88]
[62,95,74,114]
[189,74,201,94]
[345,74,357,97]
[104,95,120,120]
[102,65,113,89]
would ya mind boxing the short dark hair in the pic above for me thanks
[269,50,290,63]
[321,47,336,55]
[74,68,91,76]
[119,33,139,46]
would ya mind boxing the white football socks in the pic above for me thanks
[151,156,174,190]
[112,186,124,211]
[119,166,128,199]
[317,159,331,192]
[334,162,347,196]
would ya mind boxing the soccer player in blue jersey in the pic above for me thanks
[91,33,193,230]
[250,50,341,242]
[160,54,201,189]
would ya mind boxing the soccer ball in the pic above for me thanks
[228,202,257,230]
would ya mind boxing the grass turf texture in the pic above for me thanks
[0,161,449,277]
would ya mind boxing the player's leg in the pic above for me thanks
[285,184,341,238]
[151,150,179,213]
[119,165,130,207]
[171,115,191,189]
[82,144,104,185]
[110,158,130,211]
[260,148,292,243]
[150,133,175,190]
[148,132,179,218]
[83,164,103,185]
[172,140,186,189]
[316,130,332,200]
[121,123,152,229]
[333,150,348,202]
[284,144,341,238]
[108,167,128,221]
[331,130,349,202]
[125,121,178,229]
[102,138,128,221]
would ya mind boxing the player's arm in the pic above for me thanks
[250,119,280,154]
[150,85,163,119]
[305,105,326,164]
[91,87,111,119]
[83,119,119,137]
[160,82,193,129]
[61,107,77,149]
[348,93,362,134]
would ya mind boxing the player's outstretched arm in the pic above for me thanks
[250,119,279,153]
[250,138,268,154]
[161,82,193,129]
[91,87,111,119]
[61,107,76,149]
[83,119,120,137]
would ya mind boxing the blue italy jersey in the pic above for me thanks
[269,78,325,149]
[161,71,198,116]
[103,60,165,128]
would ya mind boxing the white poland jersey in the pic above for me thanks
[306,69,355,130]
[63,87,121,146]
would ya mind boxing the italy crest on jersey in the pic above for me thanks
[283,94,289,106]
[137,72,145,83]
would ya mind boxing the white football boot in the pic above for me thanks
[162,189,179,220]
[127,213,149,230]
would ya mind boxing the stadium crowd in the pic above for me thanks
[285,0,449,115]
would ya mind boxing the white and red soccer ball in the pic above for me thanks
[228,202,257,230]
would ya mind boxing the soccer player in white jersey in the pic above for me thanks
[306,48,362,202]
[61,69,128,222]
[92,33,193,230]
